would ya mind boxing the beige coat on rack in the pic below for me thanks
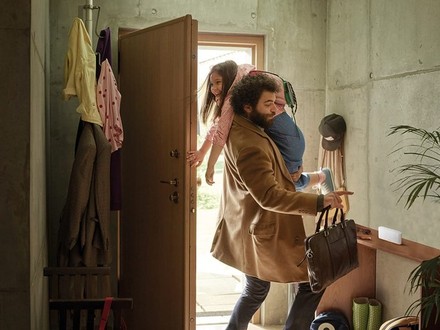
[318,139,350,217]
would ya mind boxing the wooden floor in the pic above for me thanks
[197,316,283,329]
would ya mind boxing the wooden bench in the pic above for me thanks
[49,298,133,330]
[44,266,112,299]
[44,267,133,329]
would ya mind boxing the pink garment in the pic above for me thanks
[96,59,123,152]
[205,64,287,147]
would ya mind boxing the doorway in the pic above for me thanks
[195,34,264,327]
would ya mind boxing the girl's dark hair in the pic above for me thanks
[200,60,238,124]
[230,74,279,115]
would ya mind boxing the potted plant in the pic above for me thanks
[388,125,440,328]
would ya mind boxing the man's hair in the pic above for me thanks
[230,74,279,115]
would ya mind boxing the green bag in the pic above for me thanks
[282,78,297,115]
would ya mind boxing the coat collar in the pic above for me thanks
[233,114,294,184]
[233,113,266,137]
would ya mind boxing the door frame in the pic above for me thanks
[198,32,265,69]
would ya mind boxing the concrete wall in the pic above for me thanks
[0,0,31,327]
[326,0,440,320]
[4,0,440,327]
[327,0,440,248]
[0,0,49,329]
[31,0,50,328]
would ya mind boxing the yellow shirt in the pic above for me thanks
[63,18,102,126]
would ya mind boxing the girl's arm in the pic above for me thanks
[205,144,223,185]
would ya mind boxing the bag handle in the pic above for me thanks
[315,207,345,233]
[315,206,329,232]
[331,208,345,225]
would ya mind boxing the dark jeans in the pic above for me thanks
[226,275,325,330]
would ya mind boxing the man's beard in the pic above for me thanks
[249,111,274,129]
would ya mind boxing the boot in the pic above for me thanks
[367,299,382,330]
[353,297,369,330]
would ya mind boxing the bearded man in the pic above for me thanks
[210,74,353,330]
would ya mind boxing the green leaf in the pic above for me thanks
[389,125,440,209]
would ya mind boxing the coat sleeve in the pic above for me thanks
[236,144,318,216]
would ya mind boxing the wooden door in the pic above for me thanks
[118,15,197,329]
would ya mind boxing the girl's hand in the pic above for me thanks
[205,166,215,185]
[186,150,205,167]
[290,166,303,182]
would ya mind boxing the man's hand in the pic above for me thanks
[323,190,353,209]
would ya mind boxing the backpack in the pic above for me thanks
[310,311,350,330]
[379,316,419,330]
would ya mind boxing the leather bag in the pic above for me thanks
[304,207,359,292]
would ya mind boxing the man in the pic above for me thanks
[210,74,352,330]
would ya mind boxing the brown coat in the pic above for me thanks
[57,122,111,267]
[211,115,319,283]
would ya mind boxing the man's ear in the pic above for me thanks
[243,104,252,114]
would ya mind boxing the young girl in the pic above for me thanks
[187,60,333,192]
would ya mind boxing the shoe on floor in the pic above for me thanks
[320,167,335,194]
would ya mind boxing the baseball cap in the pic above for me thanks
[319,113,346,151]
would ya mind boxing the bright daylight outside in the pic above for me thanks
[196,45,252,326]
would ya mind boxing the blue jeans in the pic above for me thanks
[265,112,310,190]
[265,112,305,174]
[226,275,324,330]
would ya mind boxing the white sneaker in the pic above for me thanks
[320,168,335,194]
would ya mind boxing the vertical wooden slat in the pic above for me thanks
[86,308,95,330]
[72,308,81,329]
[58,308,67,330]
[74,274,83,298]
[114,310,122,330]
[51,273,59,298]
[97,273,104,297]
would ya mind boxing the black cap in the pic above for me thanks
[319,114,346,151]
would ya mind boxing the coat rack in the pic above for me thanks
[82,0,100,43]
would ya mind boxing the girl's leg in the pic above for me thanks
[304,171,322,189]
[299,169,334,193]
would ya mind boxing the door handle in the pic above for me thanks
[169,149,180,158]
[160,178,179,187]
[169,191,179,203]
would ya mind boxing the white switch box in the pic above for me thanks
[378,226,402,245]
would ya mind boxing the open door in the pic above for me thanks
[118,15,197,329]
